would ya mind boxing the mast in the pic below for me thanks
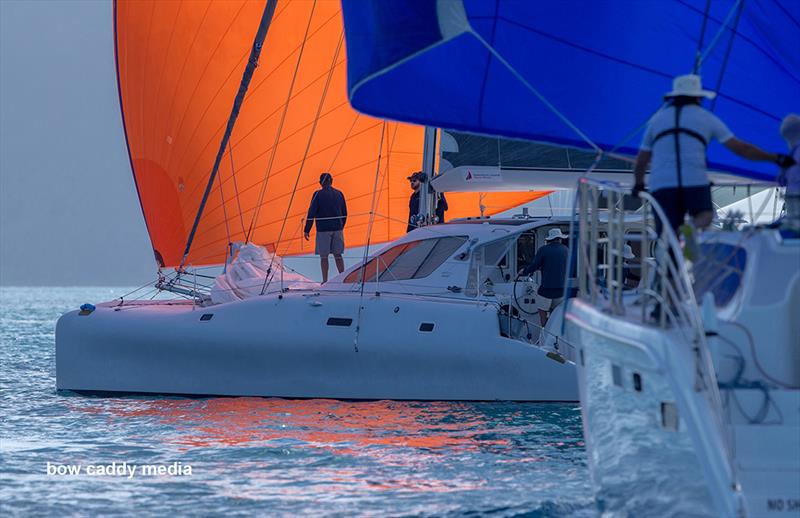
[179,0,278,269]
[418,126,438,225]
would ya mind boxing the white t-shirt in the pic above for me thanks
[784,145,800,195]
[641,104,734,192]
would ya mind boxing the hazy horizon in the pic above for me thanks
[1,0,156,286]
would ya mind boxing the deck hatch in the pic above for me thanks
[326,317,353,327]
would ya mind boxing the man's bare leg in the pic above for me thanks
[320,256,329,283]
[333,254,345,274]
[539,309,549,327]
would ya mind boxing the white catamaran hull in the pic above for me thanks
[566,298,800,518]
[57,291,577,401]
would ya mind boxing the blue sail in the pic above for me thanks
[342,0,799,181]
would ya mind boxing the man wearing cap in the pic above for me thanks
[304,173,347,283]
[407,171,448,232]
[632,74,794,236]
[522,228,569,326]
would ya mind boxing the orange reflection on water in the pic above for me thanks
[71,397,515,454]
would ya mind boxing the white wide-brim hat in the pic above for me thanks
[665,74,716,99]
[545,228,568,241]
[623,244,635,259]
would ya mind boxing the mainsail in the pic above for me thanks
[341,0,799,181]
[114,0,547,268]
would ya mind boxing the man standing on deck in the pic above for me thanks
[523,228,569,327]
[407,171,448,232]
[632,74,794,237]
[304,173,347,283]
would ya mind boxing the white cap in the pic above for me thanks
[623,244,635,259]
[665,74,716,100]
[780,113,800,148]
[545,228,568,241]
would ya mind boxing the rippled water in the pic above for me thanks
[1,287,593,516]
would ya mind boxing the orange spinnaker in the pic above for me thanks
[115,0,550,267]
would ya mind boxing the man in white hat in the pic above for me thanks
[522,228,569,326]
[632,74,794,236]
[779,113,800,232]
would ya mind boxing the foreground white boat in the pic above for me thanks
[565,180,800,517]
[57,218,581,401]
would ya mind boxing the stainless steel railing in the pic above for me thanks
[576,178,706,343]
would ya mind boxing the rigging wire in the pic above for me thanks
[353,121,388,352]
[710,0,745,112]
[693,0,713,74]
[227,140,248,237]
[698,0,743,68]
[216,151,233,252]
[468,29,600,153]
[178,0,279,269]
[246,0,318,243]
[259,28,344,295]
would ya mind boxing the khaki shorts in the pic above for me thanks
[315,230,345,256]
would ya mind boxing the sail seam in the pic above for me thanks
[259,27,344,295]
[179,0,279,268]
[246,0,318,243]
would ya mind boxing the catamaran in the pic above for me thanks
[56,0,589,401]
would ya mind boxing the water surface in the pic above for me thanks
[1,287,592,516]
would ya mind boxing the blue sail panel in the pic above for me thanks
[342,0,800,181]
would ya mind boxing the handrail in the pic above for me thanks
[573,177,734,482]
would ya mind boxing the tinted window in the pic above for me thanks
[343,242,412,283]
[413,237,468,278]
[380,239,439,281]
[343,236,467,283]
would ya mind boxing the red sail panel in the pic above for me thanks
[115,0,549,267]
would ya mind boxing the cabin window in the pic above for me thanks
[326,317,353,327]
[465,236,515,295]
[516,232,536,276]
[343,236,468,283]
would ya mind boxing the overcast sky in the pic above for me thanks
[1,0,155,286]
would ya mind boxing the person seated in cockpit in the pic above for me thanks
[522,228,569,326]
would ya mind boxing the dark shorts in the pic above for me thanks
[651,185,713,235]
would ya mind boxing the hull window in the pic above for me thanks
[661,402,679,431]
[612,364,623,387]
[326,317,353,327]
[633,372,643,392]
[419,323,435,332]
[199,314,213,321]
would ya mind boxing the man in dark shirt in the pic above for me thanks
[523,228,569,326]
[304,173,347,283]
[406,171,448,232]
